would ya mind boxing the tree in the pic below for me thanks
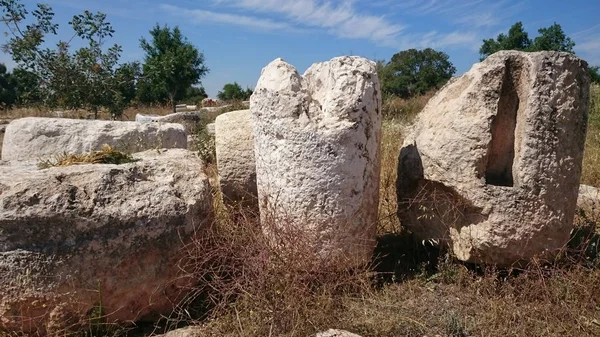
[0,63,16,109]
[113,61,140,107]
[217,82,252,101]
[479,21,576,60]
[183,86,207,104]
[11,67,42,106]
[1,0,136,118]
[381,48,456,98]
[589,66,600,84]
[480,22,531,60]
[530,23,575,53]
[140,24,209,113]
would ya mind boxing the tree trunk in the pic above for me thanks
[170,93,176,114]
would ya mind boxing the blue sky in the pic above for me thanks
[1,0,599,97]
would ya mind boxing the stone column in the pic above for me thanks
[250,56,382,266]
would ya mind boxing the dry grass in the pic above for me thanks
[168,200,374,337]
[381,90,435,123]
[377,120,405,234]
[37,144,136,169]
[582,83,600,186]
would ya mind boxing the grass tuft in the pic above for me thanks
[37,144,136,169]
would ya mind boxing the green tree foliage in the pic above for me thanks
[589,66,600,84]
[480,22,531,60]
[380,48,456,99]
[531,23,575,53]
[0,63,16,109]
[0,0,137,118]
[0,65,43,109]
[184,86,208,105]
[140,24,209,113]
[479,21,575,60]
[217,82,252,101]
[11,67,42,105]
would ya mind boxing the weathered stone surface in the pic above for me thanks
[154,326,204,337]
[251,56,382,264]
[205,123,215,136]
[397,51,590,265]
[577,184,600,212]
[215,109,257,207]
[315,329,363,337]
[0,149,212,333]
[136,111,204,135]
[1,117,187,162]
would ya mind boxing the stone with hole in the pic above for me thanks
[251,56,382,266]
[397,51,590,266]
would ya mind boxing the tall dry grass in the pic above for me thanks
[582,83,600,186]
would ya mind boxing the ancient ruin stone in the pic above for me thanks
[251,56,382,265]
[1,117,187,162]
[0,149,212,334]
[397,51,590,266]
[136,111,204,135]
[214,109,257,207]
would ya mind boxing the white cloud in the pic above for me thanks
[160,4,300,32]
[454,11,502,28]
[160,0,521,52]
[211,0,405,46]
[396,31,479,51]
[572,24,600,66]
[576,38,600,66]
[394,0,485,16]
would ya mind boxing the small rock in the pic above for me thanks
[316,329,363,337]
[577,184,600,213]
